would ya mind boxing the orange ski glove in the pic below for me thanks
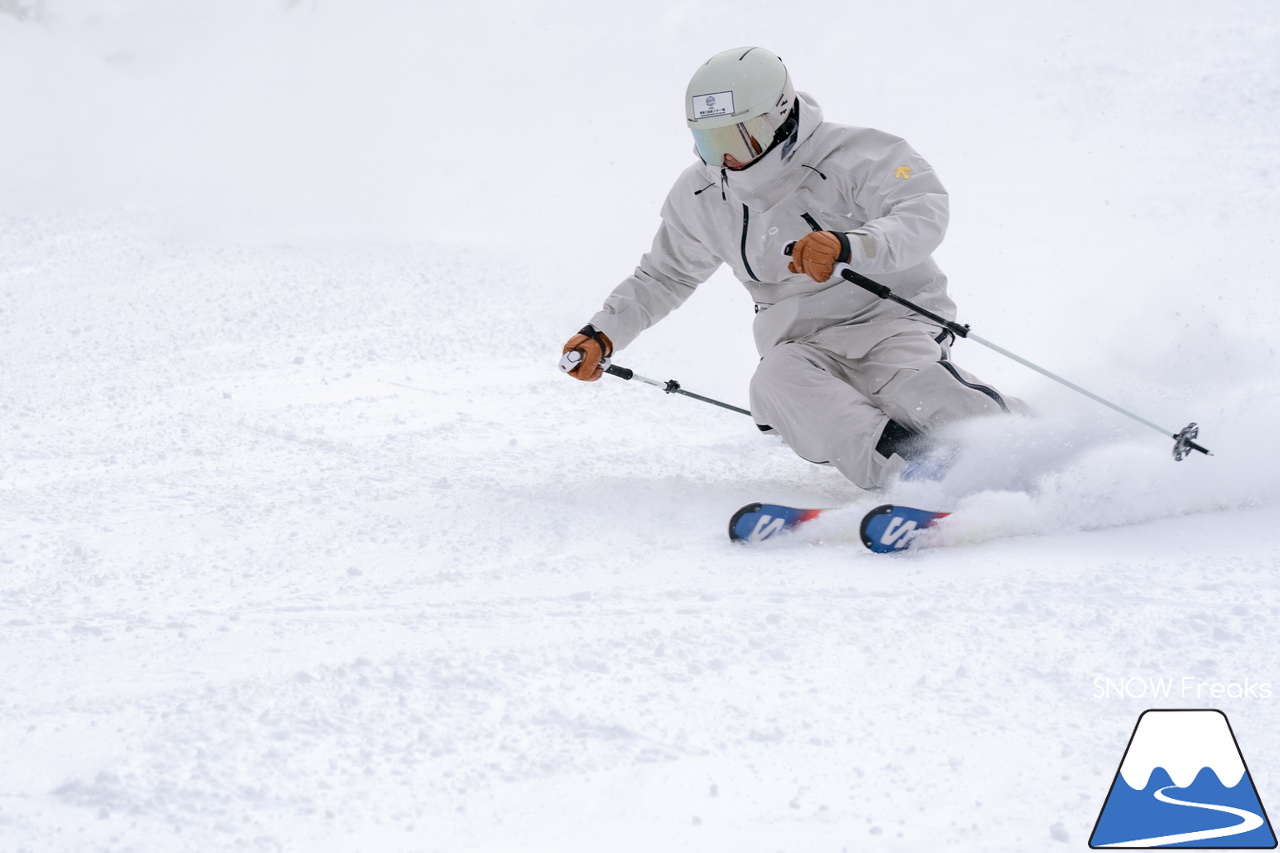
[787,230,852,283]
[561,325,613,382]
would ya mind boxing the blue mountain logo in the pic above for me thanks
[1091,709,1276,848]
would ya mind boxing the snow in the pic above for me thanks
[2,1,1279,851]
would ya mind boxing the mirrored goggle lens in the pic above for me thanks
[691,113,782,167]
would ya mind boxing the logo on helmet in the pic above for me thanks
[692,90,735,120]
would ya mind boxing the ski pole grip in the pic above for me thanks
[605,364,633,380]
[839,267,892,299]
[558,350,581,373]
[839,267,971,339]
[559,350,612,374]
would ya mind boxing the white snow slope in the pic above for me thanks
[3,2,1280,851]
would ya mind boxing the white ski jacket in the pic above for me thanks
[589,92,958,359]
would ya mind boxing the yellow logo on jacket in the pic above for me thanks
[895,166,913,179]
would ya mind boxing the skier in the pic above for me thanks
[562,46,1022,489]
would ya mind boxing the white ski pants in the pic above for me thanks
[748,323,1019,489]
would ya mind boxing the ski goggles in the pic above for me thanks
[690,108,793,170]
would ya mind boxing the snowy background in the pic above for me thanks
[2,1,1279,850]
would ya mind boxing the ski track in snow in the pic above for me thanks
[3,214,1279,853]
[4,2,1280,851]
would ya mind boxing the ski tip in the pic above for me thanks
[729,502,828,544]
[858,504,897,550]
[728,503,764,542]
[859,504,950,554]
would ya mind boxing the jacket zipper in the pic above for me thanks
[740,204,760,282]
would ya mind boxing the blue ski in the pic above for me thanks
[729,502,949,552]
[858,504,950,553]
[728,503,829,543]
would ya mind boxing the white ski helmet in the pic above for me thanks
[685,47,798,170]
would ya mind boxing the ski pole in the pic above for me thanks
[830,262,1212,461]
[559,351,751,417]
[603,363,752,416]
